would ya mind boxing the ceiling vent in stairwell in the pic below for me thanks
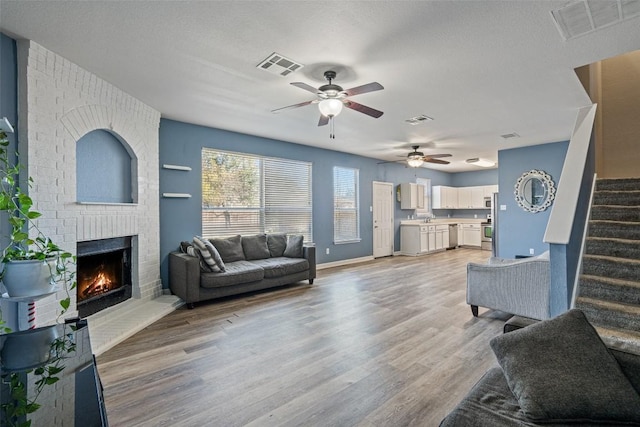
[257,53,304,77]
[551,0,640,41]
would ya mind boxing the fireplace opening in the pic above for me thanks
[77,237,132,318]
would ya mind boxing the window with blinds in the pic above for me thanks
[201,149,312,241]
[333,166,360,244]
[416,177,432,217]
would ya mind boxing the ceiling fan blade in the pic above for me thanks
[291,82,320,94]
[318,115,329,126]
[344,82,384,97]
[425,158,450,165]
[425,153,452,159]
[344,101,384,118]
[376,159,404,164]
[271,99,315,113]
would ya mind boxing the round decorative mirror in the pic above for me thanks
[514,169,556,213]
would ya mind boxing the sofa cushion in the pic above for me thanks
[241,234,271,260]
[267,233,287,258]
[283,234,304,258]
[210,235,245,263]
[251,257,309,279]
[200,261,264,289]
[490,309,640,424]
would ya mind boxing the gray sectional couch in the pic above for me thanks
[440,310,640,426]
[169,233,316,308]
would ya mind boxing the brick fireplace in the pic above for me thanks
[16,40,179,353]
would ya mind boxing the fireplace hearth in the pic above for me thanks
[77,237,132,318]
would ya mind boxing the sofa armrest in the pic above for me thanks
[466,259,551,320]
[169,252,201,304]
[304,245,316,282]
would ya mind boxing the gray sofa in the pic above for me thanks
[169,234,316,308]
[466,251,551,320]
[441,310,640,426]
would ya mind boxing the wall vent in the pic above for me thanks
[551,0,640,41]
[405,114,434,125]
[257,52,304,77]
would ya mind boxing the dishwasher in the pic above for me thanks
[448,224,458,248]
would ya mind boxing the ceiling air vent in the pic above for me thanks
[500,132,520,140]
[405,115,434,125]
[257,53,304,77]
[551,0,640,41]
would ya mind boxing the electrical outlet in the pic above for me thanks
[529,248,535,255]
[326,248,330,255]
[474,214,478,218]
[500,205,507,211]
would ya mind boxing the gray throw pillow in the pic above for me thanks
[241,234,270,260]
[490,309,640,424]
[267,233,287,257]
[283,234,304,258]
[192,237,224,272]
[210,234,245,263]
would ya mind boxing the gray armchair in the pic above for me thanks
[466,251,551,320]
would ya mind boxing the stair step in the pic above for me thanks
[596,178,640,192]
[591,205,640,222]
[588,220,640,240]
[593,190,640,206]
[578,274,640,305]
[575,297,640,333]
[595,326,640,356]
[586,237,640,260]
[581,254,640,282]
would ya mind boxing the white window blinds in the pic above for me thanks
[333,166,360,243]
[201,149,312,241]
[416,177,432,217]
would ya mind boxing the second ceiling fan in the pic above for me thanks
[272,70,384,138]
[380,146,452,168]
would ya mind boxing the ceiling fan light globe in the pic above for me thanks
[318,99,343,118]
[407,157,424,168]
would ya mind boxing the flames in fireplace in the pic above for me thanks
[78,265,119,302]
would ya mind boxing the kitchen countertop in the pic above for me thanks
[400,218,486,225]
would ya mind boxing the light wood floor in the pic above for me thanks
[97,248,511,426]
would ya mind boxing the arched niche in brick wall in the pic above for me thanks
[76,129,136,203]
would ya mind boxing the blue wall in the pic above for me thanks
[76,130,133,203]
[1,33,17,251]
[159,119,460,286]
[497,141,569,258]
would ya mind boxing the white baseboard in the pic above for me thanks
[317,255,375,270]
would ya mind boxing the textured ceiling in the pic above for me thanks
[1,1,639,172]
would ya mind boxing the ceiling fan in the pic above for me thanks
[379,145,452,168]
[271,70,384,138]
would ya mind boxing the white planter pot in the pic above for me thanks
[0,325,59,370]
[1,258,56,297]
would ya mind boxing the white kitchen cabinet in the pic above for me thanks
[460,223,481,247]
[432,186,458,209]
[434,224,449,251]
[483,185,498,198]
[427,225,436,252]
[400,224,429,255]
[458,223,464,245]
[400,183,425,209]
[458,186,485,208]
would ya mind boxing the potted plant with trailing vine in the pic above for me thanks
[0,128,76,332]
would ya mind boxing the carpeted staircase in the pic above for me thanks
[574,177,640,355]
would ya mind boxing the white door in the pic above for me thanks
[373,181,394,258]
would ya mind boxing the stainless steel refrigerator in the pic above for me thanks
[491,192,499,257]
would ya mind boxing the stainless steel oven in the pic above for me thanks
[481,222,492,251]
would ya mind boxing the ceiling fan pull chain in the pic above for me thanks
[330,117,335,139]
